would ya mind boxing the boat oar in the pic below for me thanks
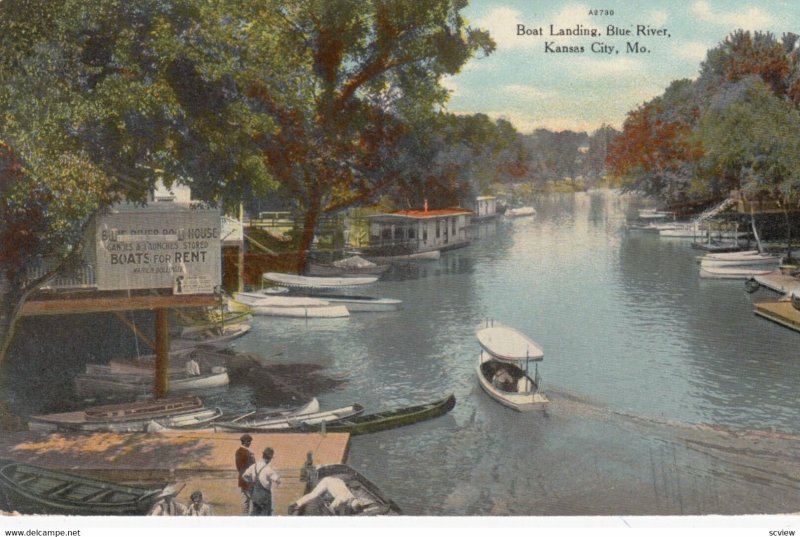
[231,411,256,423]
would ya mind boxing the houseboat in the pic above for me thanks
[364,207,472,259]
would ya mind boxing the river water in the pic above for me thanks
[7,189,800,516]
[226,190,800,516]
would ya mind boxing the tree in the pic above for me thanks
[0,0,279,362]
[387,113,525,209]
[697,77,800,255]
[229,0,494,268]
[606,80,702,202]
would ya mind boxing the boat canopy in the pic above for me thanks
[476,325,544,362]
[262,272,378,288]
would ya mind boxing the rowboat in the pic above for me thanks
[291,464,402,516]
[476,321,548,411]
[171,322,251,349]
[172,307,253,336]
[505,206,536,217]
[110,346,257,377]
[364,249,441,263]
[29,405,223,433]
[213,402,365,432]
[74,367,229,397]
[232,292,350,318]
[0,462,162,515]
[288,293,402,312]
[221,398,319,425]
[29,395,203,429]
[699,266,774,279]
[262,272,378,288]
[699,253,781,268]
[306,256,390,277]
[300,394,455,436]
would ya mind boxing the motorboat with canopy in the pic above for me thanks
[475,320,548,411]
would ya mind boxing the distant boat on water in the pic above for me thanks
[505,206,536,218]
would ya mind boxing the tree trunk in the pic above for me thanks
[296,198,322,273]
[785,207,793,262]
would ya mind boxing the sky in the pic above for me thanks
[444,0,800,133]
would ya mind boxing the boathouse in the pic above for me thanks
[473,196,497,220]
[366,208,472,253]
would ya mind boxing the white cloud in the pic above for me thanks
[674,41,711,62]
[441,76,459,94]
[474,6,528,50]
[690,1,775,30]
[648,10,669,27]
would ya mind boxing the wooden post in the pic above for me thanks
[154,308,170,398]
[238,204,245,293]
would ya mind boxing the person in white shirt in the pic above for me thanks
[186,490,213,516]
[288,476,370,515]
[148,484,187,516]
[242,447,281,516]
[185,358,201,376]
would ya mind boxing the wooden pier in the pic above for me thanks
[753,299,800,333]
[753,271,800,295]
[0,430,350,516]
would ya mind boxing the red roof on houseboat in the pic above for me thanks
[369,208,472,219]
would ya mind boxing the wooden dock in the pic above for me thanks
[0,430,349,516]
[753,299,800,333]
[753,271,800,295]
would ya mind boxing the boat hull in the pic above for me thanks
[0,463,161,515]
[250,304,350,318]
[364,249,441,263]
[294,464,402,516]
[699,267,774,279]
[296,294,402,312]
[29,407,223,432]
[505,207,536,217]
[301,394,456,436]
[306,262,390,276]
[699,256,780,268]
[74,370,229,397]
[262,272,378,288]
[233,291,351,317]
[214,403,364,432]
[476,356,548,411]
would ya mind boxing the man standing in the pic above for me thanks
[242,447,281,516]
[235,433,255,515]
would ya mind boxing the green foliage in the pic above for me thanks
[608,29,800,207]
[697,78,800,198]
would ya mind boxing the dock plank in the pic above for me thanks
[753,272,800,295]
[753,300,800,334]
[0,430,349,516]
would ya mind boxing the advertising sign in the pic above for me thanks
[95,204,221,292]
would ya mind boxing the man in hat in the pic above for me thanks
[235,433,256,515]
[242,446,281,516]
[148,484,187,516]
[186,490,213,516]
[288,476,371,516]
